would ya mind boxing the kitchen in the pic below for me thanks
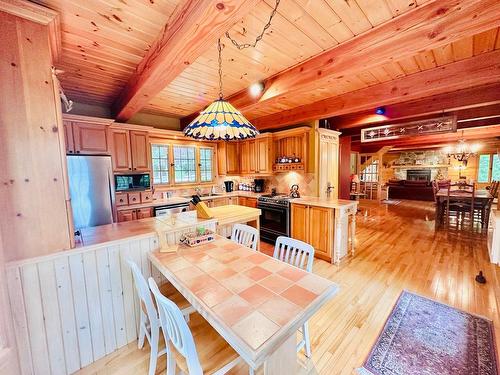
[2,1,499,375]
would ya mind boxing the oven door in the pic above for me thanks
[258,203,289,242]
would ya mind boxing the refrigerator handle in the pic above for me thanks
[108,167,117,223]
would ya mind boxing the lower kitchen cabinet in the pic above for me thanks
[239,197,257,208]
[291,203,333,262]
[117,207,153,222]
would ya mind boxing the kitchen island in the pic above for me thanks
[291,198,358,264]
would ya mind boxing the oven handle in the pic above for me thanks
[257,204,288,212]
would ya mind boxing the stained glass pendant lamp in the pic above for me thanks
[183,39,259,141]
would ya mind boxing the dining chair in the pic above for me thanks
[273,236,315,357]
[148,277,242,375]
[127,260,195,375]
[231,223,259,251]
[446,181,475,230]
[474,180,498,228]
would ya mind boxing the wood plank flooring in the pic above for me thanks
[76,200,500,375]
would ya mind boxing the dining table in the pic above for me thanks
[434,188,493,229]
[148,235,339,374]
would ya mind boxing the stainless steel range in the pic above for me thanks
[257,193,292,243]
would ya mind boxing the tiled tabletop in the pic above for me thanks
[148,236,339,368]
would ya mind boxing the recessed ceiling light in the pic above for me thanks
[249,82,264,97]
[375,106,386,115]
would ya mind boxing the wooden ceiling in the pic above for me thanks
[33,0,500,128]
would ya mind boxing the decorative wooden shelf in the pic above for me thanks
[390,164,450,169]
[273,162,304,172]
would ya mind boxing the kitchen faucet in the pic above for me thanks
[326,182,334,197]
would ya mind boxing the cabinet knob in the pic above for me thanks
[132,197,136,201]
[119,199,124,202]
[68,150,73,154]
[76,151,80,154]
[128,168,132,170]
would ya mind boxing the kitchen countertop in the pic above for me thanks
[78,211,217,248]
[117,191,263,211]
[291,196,358,209]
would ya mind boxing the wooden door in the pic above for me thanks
[291,204,309,243]
[111,129,132,172]
[226,142,240,175]
[72,122,110,155]
[130,131,150,171]
[318,129,340,199]
[240,141,249,174]
[117,209,136,222]
[63,120,75,154]
[308,206,333,261]
[136,208,152,219]
[256,137,272,174]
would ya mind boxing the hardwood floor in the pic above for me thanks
[76,200,500,375]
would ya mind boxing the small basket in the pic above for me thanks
[179,229,215,247]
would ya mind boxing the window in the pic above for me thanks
[173,145,196,184]
[199,147,214,182]
[477,154,500,183]
[360,156,379,182]
[151,144,170,184]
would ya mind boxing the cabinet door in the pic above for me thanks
[226,142,240,175]
[72,122,110,155]
[63,121,75,154]
[248,140,256,173]
[130,131,150,171]
[238,197,247,206]
[116,193,128,206]
[128,192,141,205]
[212,197,228,207]
[291,204,309,243]
[256,137,272,174]
[111,129,132,172]
[240,141,249,174]
[117,209,136,222]
[228,196,238,205]
[308,206,333,261]
[217,142,227,175]
[140,191,152,203]
[136,208,152,219]
[246,197,257,208]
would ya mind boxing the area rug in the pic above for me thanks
[358,291,499,375]
[381,199,401,205]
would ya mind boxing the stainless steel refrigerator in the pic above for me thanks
[67,155,115,230]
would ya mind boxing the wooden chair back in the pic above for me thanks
[446,182,475,227]
[231,224,259,251]
[273,236,314,272]
[127,260,158,324]
[148,278,203,375]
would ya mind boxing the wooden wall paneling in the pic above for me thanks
[473,28,498,55]
[82,251,106,361]
[95,248,118,355]
[68,254,94,368]
[53,257,81,373]
[118,242,138,343]
[37,261,67,375]
[0,13,71,261]
[6,267,33,375]
[339,136,352,200]
[107,246,127,348]
[21,264,51,374]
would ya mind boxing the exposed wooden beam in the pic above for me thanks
[112,0,259,122]
[250,50,500,130]
[222,0,500,115]
[0,0,61,62]
[329,83,500,130]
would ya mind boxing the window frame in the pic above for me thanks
[172,144,198,185]
[151,143,171,186]
[477,153,500,183]
[199,146,215,183]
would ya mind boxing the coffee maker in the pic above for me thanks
[224,180,234,192]
[254,179,265,193]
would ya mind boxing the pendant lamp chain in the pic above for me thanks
[217,38,223,99]
[225,0,280,50]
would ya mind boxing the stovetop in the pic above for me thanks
[257,193,292,206]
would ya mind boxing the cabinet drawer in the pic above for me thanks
[128,192,141,205]
[141,191,153,203]
[116,193,128,206]
[117,209,136,222]
[136,207,152,219]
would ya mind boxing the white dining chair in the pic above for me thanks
[148,277,242,375]
[127,260,195,375]
[273,236,315,357]
[231,223,259,251]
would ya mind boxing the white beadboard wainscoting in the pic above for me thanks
[6,221,216,375]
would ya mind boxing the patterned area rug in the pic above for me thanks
[359,291,499,375]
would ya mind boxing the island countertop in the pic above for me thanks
[291,196,358,209]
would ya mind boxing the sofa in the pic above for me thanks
[386,179,434,201]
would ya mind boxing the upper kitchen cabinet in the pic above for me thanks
[240,133,273,175]
[111,128,150,172]
[63,115,113,155]
[217,141,240,175]
[272,127,312,173]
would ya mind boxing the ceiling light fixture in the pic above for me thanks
[443,132,481,166]
[249,82,264,97]
[375,106,386,115]
[184,0,280,141]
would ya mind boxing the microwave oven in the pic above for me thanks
[115,173,150,191]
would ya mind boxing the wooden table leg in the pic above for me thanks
[435,199,441,230]
[263,333,296,375]
[350,213,356,256]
